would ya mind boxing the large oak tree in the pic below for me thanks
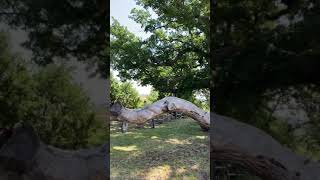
[111,0,210,99]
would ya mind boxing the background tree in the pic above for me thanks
[0,32,96,149]
[192,89,210,111]
[0,33,34,126]
[110,73,121,104]
[110,73,142,109]
[145,88,159,104]
[0,0,108,77]
[29,64,96,149]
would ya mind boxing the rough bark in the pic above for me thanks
[0,123,108,180]
[212,146,299,180]
[110,96,210,129]
[212,112,320,180]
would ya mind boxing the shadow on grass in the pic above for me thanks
[110,118,209,179]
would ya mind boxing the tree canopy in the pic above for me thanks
[213,0,320,117]
[111,0,210,99]
[0,0,108,77]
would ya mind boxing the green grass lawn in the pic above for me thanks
[110,118,210,180]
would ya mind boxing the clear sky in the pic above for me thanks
[110,0,151,39]
[110,0,152,95]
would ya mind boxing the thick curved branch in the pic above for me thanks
[110,96,210,129]
[212,113,320,180]
[0,123,108,180]
[212,146,298,180]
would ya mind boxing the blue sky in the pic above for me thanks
[110,0,150,39]
[110,0,152,95]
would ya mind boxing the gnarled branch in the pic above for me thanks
[212,145,299,180]
[110,96,210,129]
[212,113,320,180]
[0,123,108,180]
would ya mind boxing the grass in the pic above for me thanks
[110,118,210,180]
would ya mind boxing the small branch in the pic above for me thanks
[110,96,210,129]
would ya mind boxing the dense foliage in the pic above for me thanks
[0,0,108,77]
[0,33,96,149]
[213,0,320,117]
[145,88,159,104]
[110,73,142,108]
[111,0,210,99]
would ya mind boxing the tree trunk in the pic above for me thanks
[121,121,128,133]
[110,96,210,130]
[211,146,298,180]
[212,112,320,180]
[150,119,155,128]
[0,123,107,180]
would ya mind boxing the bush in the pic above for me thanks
[0,33,96,149]
[111,73,141,108]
